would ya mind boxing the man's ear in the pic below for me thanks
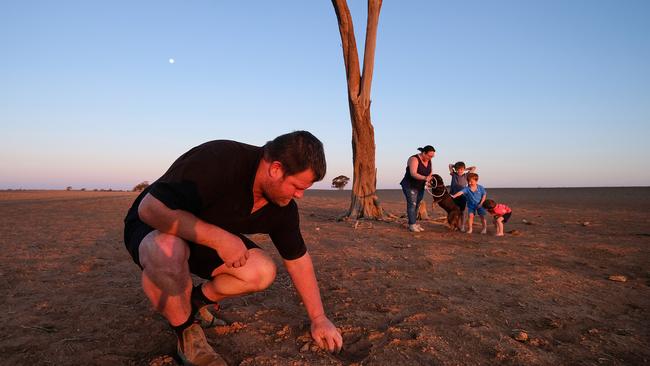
[269,161,284,179]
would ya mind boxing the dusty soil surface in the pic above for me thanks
[1,188,649,365]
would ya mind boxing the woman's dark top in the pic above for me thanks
[400,154,432,190]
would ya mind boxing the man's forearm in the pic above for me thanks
[138,193,231,250]
[284,253,327,321]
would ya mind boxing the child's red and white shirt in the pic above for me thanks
[492,204,512,216]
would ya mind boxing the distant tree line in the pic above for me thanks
[59,181,151,192]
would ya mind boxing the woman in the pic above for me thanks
[400,145,435,232]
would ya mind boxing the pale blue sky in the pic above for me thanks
[1,0,649,190]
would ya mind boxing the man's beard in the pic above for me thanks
[262,189,292,207]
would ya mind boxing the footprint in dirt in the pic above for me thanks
[336,334,373,363]
[147,354,176,366]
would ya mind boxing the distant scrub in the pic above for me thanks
[133,181,150,192]
[331,175,350,190]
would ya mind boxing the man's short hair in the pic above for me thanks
[263,131,326,182]
[466,172,479,182]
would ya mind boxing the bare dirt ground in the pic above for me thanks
[1,188,649,366]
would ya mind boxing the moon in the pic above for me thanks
[169,58,175,64]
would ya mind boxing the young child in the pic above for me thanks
[450,173,487,234]
[448,161,477,232]
[482,199,512,237]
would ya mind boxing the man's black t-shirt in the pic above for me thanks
[124,140,307,261]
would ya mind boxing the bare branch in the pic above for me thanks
[360,0,382,108]
[332,0,361,99]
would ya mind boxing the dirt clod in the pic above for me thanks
[299,342,310,353]
[608,275,627,282]
[513,330,529,342]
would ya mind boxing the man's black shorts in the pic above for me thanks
[452,195,467,211]
[124,217,261,280]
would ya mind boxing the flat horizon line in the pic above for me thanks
[2,185,649,192]
[321,185,650,190]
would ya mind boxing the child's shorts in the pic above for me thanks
[501,212,512,223]
[467,205,487,216]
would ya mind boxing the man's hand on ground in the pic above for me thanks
[310,315,343,353]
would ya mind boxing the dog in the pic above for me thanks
[428,174,462,230]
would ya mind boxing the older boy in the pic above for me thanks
[448,161,477,231]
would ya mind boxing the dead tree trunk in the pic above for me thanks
[332,0,384,219]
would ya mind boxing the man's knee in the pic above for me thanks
[247,250,277,291]
[139,231,190,274]
[210,249,277,292]
[253,250,277,291]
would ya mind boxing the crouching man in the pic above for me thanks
[123,131,343,365]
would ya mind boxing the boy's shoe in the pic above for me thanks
[195,304,228,328]
[177,323,227,366]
